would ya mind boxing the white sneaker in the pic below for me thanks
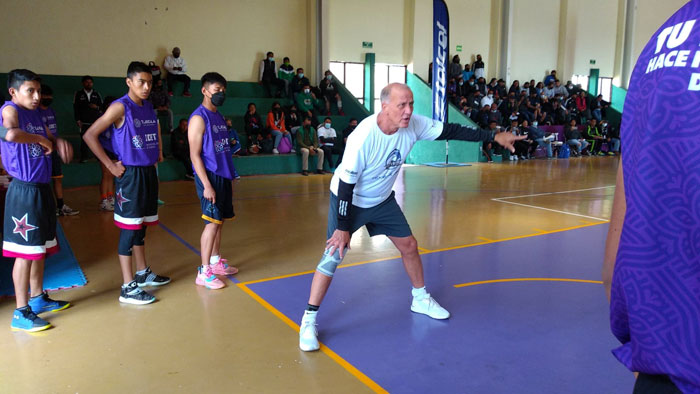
[411,294,450,319]
[291,149,296,153]
[59,204,80,216]
[99,198,113,211]
[299,312,320,352]
[513,155,518,161]
[272,148,280,154]
[508,156,514,161]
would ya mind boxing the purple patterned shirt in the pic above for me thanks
[612,1,700,391]
[189,105,234,179]
[0,101,52,183]
[39,107,58,137]
[110,94,159,166]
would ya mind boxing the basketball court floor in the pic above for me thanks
[0,157,633,393]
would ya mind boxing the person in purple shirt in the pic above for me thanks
[603,2,700,392]
[188,72,239,290]
[39,84,79,216]
[1,69,72,332]
[83,62,170,306]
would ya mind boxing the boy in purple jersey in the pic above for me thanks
[1,70,71,332]
[603,2,700,392]
[83,62,170,305]
[188,72,238,290]
[39,84,79,216]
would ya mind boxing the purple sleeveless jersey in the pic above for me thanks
[611,1,700,391]
[39,107,58,137]
[0,101,52,183]
[189,105,234,179]
[111,94,159,166]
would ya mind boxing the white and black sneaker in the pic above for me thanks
[119,282,156,305]
[134,267,171,287]
[299,311,320,352]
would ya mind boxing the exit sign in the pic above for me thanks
[362,41,373,49]
[456,45,463,52]
[589,59,596,65]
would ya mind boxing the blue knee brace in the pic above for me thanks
[316,247,346,277]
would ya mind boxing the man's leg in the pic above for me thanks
[196,222,226,289]
[316,148,325,172]
[180,74,191,94]
[300,148,309,174]
[11,258,51,331]
[166,73,175,94]
[13,258,32,309]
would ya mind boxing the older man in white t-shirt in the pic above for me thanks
[164,47,191,97]
[298,83,523,351]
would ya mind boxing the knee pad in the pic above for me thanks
[316,247,346,277]
[133,227,147,246]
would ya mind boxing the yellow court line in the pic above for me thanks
[454,277,604,288]
[579,220,593,224]
[417,247,432,253]
[532,228,548,233]
[242,221,611,286]
[477,236,495,242]
[237,284,388,393]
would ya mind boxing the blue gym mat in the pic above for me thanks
[0,222,87,297]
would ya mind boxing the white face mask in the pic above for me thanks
[304,89,310,94]
[533,122,538,127]
[488,94,493,99]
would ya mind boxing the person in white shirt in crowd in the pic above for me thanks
[298,83,524,352]
[317,117,341,170]
[480,89,494,108]
[164,47,191,97]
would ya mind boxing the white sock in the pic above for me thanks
[135,267,148,275]
[210,255,220,264]
[412,286,428,298]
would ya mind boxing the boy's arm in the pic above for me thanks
[188,115,216,203]
[157,121,164,163]
[83,102,125,177]
[1,106,52,153]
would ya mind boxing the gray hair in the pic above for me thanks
[380,83,411,104]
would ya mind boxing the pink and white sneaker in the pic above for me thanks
[195,266,225,289]
[210,258,238,275]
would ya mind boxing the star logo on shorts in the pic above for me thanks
[115,188,131,210]
[12,213,38,242]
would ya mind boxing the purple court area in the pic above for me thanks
[247,224,634,393]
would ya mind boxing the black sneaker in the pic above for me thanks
[315,169,324,175]
[119,282,156,305]
[134,266,171,287]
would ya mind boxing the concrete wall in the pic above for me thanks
[509,0,560,83]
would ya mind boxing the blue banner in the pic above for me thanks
[432,0,449,122]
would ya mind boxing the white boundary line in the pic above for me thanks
[491,185,615,221]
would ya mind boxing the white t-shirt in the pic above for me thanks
[317,126,337,146]
[330,113,443,208]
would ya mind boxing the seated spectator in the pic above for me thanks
[148,61,162,84]
[565,119,589,156]
[447,78,459,104]
[467,90,482,109]
[225,117,243,156]
[590,94,609,121]
[291,68,310,95]
[286,104,302,136]
[449,55,462,80]
[535,81,545,96]
[278,57,295,98]
[488,103,502,125]
[504,119,522,161]
[602,120,620,155]
[509,80,521,96]
[598,119,617,156]
[532,102,547,125]
[543,81,556,99]
[149,78,173,132]
[296,116,324,176]
[171,119,194,179]
[499,95,518,122]
[462,64,474,83]
[476,77,487,95]
[481,121,500,162]
[463,76,477,96]
[524,119,553,158]
[584,118,606,155]
[496,79,507,99]
[259,51,285,98]
[295,83,322,126]
[476,105,491,128]
[164,47,191,97]
[529,79,538,95]
[565,80,576,96]
[336,117,358,167]
[575,91,590,122]
[544,70,557,86]
[553,80,569,97]
[550,100,569,125]
[480,90,495,108]
[317,117,341,169]
[266,102,294,154]
[244,103,264,154]
[319,70,344,116]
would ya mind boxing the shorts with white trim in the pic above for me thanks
[327,191,412,239]
[113,165,159,229]
[195,170,234,224]
[2,179,58,260]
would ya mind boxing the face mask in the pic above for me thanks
[459,81,464,86]
[304,89,310,94]
[41,98,53,107]
[567,85,572,89]
[268,57,274,62]
[210,91,226,107]
[324,123,331,129]
[532,122,538,127]
[298,73,304,78]
[326,75,332,80]
[174,53,180,58]
[491,109,497,112]
[469,81,474,86]
[488,94,493,98]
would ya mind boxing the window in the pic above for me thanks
[572,74,589,91]
[329,61,364,104]
[598,77,612,102]
[329,61,407,110]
